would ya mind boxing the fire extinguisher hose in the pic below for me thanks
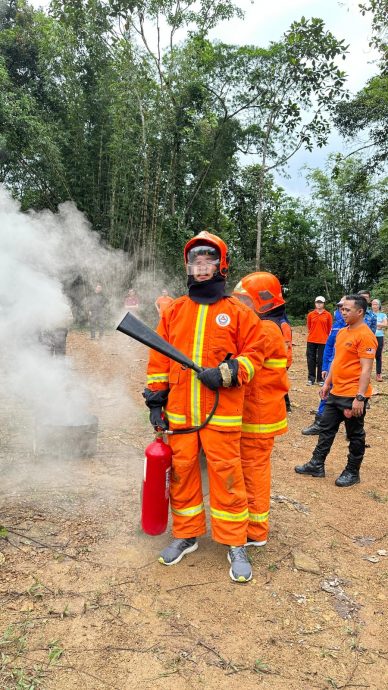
[166,389,219,435]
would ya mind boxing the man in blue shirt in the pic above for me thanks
[358,290,377,334]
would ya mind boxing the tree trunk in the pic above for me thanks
[255,165,265,270]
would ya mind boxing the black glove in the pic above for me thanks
[143,388,169,431]
[196,367,223,391]
[222,358,239,386]
[149,406,169,431]
[196,358,239,391]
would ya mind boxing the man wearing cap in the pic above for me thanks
[306,297,333,386]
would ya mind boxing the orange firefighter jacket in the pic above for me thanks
[281,321,293,368]
[242,319,289,439]
[146,296,265,431]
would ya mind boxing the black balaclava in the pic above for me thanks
[187,274,226,305]
[260,303,289,326]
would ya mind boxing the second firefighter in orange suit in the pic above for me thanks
[143,231,265,582]
[233,272,290,546]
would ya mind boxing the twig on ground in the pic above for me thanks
[166,581,217,593]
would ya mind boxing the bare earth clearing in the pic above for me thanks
[1,327,387,690]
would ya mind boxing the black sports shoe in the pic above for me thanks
[158,537,198,565]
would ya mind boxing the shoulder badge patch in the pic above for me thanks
[216,313,231,327]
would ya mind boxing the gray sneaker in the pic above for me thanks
[227,546,252,583]
[158,537,198,566]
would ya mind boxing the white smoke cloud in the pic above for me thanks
[0,185,130,431]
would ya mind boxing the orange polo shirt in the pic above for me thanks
[306,309,332,344]
[331,324,378,398]
[156,296,174,315]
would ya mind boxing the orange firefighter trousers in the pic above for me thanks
[240,436,274,543]
[168,426,248,546]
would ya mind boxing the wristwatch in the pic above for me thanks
[355,394,366,402]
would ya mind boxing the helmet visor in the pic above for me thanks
[186,245,220,277]
[234,293,255,310]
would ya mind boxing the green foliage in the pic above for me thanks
[307,155,388,293]
[0,0,386,315]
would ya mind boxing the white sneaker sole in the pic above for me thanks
[245,540,267,547]
[158,541,198,566]
[227,552,252,583]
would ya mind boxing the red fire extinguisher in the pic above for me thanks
[141,434,172,536]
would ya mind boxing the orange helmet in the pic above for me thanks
[184,231,229,277]
[233,272,285,314]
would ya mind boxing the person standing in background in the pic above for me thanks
[302,297,346,435]
[371,298,387,381]
[155,289,174,318]
[124,289,139,313]
[306,296,332,385]
[358,290,377,333]
[89,284,108,340]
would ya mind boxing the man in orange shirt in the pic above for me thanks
[295,295,378,487]
[306,296,332,385]
[155,289,174,317]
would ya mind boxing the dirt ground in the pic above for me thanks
[1,326,387,690]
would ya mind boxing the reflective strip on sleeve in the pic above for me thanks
[236,356,255,381]
[263,358,287,369]
[210,507,249,522]
[164,411,187,425]
[249,510,269,523]
[211,415,242,427]
[241,418,288,434]
[171,502,205,517]
[146,373,169,384]
[191,305,209,426]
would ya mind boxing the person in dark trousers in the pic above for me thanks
[89,284,108,339]
[371,298,386,381]
[306,296,332,385]
[302,297,346,435]
[295,295,378,487]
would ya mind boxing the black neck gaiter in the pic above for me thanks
[187,274,226,304]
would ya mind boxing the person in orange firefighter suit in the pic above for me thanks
[143,231,265,583]
[233,272,290,547]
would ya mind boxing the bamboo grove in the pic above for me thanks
[1,0,387,316]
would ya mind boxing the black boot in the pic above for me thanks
[335,459,361,487]
[301,415,321,436]
[294,456,325,477]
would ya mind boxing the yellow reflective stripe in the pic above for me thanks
[237,356,255,381]
[211,415,242,427]
[241,418,288,434]
[171,502,205,517]
[191,305,208,426]
[249,510,269,523]
[164,411,187,425]
[263,358,287,369]
[210,507,249,522]
[147,373,169,383]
